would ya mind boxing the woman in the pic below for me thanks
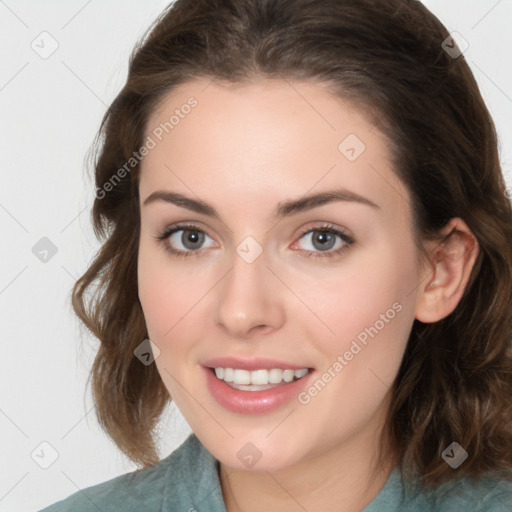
[41,0,512,510]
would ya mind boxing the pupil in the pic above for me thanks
[313,231,335,251]
[183,230,204,250]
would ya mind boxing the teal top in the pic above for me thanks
[40,433,512,511]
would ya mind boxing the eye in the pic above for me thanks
[155,222,354,260]
[292,223,355,259]
[156,223,216,258]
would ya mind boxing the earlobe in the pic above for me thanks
[414,218,479,324]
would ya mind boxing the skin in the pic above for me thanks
[137,78,479,512]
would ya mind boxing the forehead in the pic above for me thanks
[139,78,409,221]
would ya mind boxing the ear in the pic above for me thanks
[415,217,479,323]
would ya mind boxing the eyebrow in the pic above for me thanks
[142,187,380,219]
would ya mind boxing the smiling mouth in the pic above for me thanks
[208,367,311,391]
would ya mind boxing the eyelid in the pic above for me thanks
[294,221,353,240]
[156,221,213,240]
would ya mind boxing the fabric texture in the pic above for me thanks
[39,433,512,511]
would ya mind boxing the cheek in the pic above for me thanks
[288,291,414,465]
[329,266,410,347]
[292,242,417,348]
[137,240,191,339]
[290,247,419,418]
[290,260,417,446]
[137,239,219,354]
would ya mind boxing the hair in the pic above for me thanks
[73,0,512,490]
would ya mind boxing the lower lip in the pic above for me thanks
[203,367,315,414]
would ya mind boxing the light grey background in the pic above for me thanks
[0,1,511,510]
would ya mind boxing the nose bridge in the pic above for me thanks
[214,242,285,337]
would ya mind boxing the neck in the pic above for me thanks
[219,404,397,512]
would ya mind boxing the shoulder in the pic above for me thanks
[367,467,512,512]
[400,471,512,512]
[431,472,512,512]
[39,433,225,512]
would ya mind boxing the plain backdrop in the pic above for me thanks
[0,1,511,510]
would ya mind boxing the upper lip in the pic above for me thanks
[202,357,313,371]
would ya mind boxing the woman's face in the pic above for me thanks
[137,78,428,471]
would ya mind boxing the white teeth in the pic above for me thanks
[213,367,310,386]
[251,369,269,385]
[268,369,283,384]
[282,369,295,383]
[233,369,251,385]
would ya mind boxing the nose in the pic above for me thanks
[213,248,286,339]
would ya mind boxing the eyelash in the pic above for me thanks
[155,222,355,260]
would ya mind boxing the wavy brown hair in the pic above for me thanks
[73,0,512,489]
